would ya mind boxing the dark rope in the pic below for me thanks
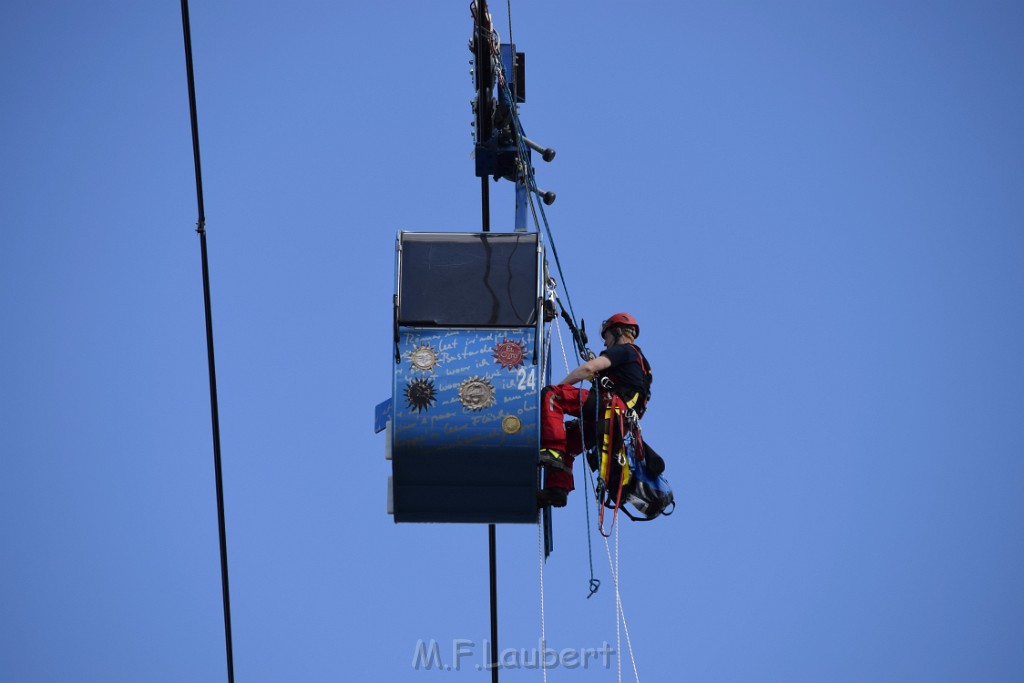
[584,441,604,599]
[492,63,582,334]
[180,3,234,681]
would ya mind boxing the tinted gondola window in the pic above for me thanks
[399,233,538,327]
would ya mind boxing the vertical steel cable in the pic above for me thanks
[488,524,499,683]
[472,4,501,678]
[180,2,235,681]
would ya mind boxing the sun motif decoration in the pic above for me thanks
[404,378,436,413]
[405,344,440,374]
[492,338,527,371]
[458,376,496,411]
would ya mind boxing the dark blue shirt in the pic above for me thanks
[600,343,650,397]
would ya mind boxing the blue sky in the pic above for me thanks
[2,2,1023,682]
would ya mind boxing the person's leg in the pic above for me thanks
[539,385,590,503]
[540,385,589,453]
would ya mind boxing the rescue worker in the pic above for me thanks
[537,312,652,507]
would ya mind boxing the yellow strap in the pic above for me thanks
[598,401,632,487]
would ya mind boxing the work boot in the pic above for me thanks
[538,448,570,472]
[537,487,569,508]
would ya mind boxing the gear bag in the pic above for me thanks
[587,423,675,522]
[619,440,675,521]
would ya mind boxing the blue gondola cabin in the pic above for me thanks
[376,231,547,523]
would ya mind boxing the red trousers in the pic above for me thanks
[541,385,622,491]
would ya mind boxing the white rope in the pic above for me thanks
[603,526,640,682]
[538,511,548,683]
[552,310,572,375]
[615,523,622,683]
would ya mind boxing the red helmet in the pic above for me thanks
[601,312,640,339]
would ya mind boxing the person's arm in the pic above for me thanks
[557,355,612,386]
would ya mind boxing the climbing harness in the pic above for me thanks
[596,395,633,538]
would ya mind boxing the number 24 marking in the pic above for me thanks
[516,367,536,391]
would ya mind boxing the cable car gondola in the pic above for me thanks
[376,231,548,523]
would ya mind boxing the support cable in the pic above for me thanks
[487,47,583,337]
[488,524,499,683]
[180,2,234,682]
[472,10,501,677]
[475,11,500,679]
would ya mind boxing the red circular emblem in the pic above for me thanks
[492,338,527,370]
